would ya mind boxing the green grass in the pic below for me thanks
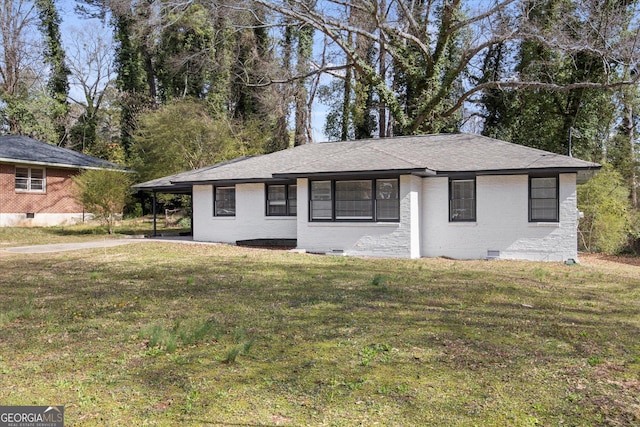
[0,218,189,247]
[0,232,639,425]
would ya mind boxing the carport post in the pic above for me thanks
[152,191,157,237]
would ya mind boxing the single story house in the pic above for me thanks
[0,135,124,227]
[134,133,600,261]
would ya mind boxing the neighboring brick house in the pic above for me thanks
[0,135,123,227]
[135,133,601,261]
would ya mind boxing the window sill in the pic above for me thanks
[529,222,560,228]
[308,221,399,227]
[15,190,46,194]
[448,222,477,226]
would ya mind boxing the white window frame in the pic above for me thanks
[15,167,46,193]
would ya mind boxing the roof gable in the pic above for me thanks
[0,135,124,170]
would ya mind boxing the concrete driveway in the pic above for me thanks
[2,236,198,254]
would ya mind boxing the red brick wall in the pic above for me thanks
[0,163,84,214]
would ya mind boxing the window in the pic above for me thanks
[310,181,332,220]
[449,178,476,221]
[376,179,400,221]
[529,176,558,222]
[214,186,236,216]
[336,180,373,219]
[15,167,45,192]
[310,178,399,222]
[266,184,297,216]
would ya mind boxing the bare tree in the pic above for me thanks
[0,0,43,133]
[248,0,640,134]
[66,27,115,151]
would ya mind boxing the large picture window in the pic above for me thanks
[336,180,373,219]
[214,186,236,216]
[266,184,297,216]
[529,176,559,222]
[15,167,45,192]
[449,178,476,222]
[310,178,399,222]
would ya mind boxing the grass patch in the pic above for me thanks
[0,234,639,425]
[0,219,188,248]
[139,319,224,354]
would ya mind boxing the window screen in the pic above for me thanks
[450,179,476,221]
[214,186,236,216]
[310,181,332,220]
[310,178,400,222]
[530,177,558,222]
[335,180,373,220]
[267,184,297,216]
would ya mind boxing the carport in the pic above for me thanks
[132,175,192,237]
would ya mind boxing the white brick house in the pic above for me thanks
[135,134,600,261]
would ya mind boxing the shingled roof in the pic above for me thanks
[0,135,124,170]
[134,133,600,191]
[176,133,599,180]
[132,157,251,192]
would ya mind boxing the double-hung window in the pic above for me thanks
[310,178,399,222]
[214,186,236,216]
[529,176,558,222]
[15,167,45,192]
[375,179,400,221]
[266,184,297,216]
[449,178,476,222]
[310,181,333,220]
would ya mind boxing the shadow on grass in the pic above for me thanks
[41,224,191,237]
[2,244,639,425]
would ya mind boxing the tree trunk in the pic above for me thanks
[341,56,352,141]
[378,0,387,139]
[625,101,638,208]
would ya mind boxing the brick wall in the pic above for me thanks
[296,175,421,258]
[0,163,84,214]
[421,174,578,261]
[192,183,297,243]
[189,173,579,261]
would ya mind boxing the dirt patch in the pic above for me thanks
[579,252,640,271]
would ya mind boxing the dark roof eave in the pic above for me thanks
[150,165,600,188]
[132,179,193,191]
[133,185,192,194]
[434,165,602,177]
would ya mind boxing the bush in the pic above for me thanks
[577,164,632,254]
[73,169,133,234]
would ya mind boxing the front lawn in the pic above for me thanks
[0,219,188,248]
[0,241,638,425]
